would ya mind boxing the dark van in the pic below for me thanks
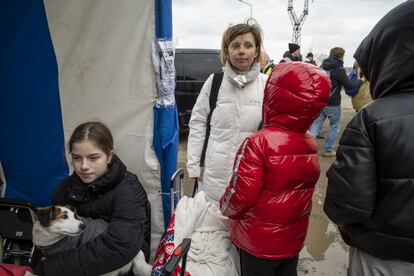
[175,48,222,132]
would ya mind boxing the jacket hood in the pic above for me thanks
[354,1,414,99]
[321,57,343,71]
[262,62,331,132]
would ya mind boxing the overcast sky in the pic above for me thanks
[172,0,406,67]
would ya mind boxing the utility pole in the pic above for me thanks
[287,0,309,45]
[238,0,256,25]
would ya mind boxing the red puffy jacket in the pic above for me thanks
[220,62,330,259]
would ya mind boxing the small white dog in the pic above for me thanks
[25,205,152,276]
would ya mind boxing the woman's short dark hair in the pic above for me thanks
[68,122,113,155]
[220,23,263,65]
[329,47,345,59]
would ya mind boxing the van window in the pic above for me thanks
[175,49,222,132]
[182,53,222,81]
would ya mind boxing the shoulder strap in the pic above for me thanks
[199,72,224,167]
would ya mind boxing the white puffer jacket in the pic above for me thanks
[187,63,267,203]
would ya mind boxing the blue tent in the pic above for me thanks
[0,0,68,205]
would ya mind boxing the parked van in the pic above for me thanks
[175,48,222,132]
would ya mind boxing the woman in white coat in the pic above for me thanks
[187,23,268,204]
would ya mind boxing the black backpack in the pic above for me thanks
[191,72,223,196]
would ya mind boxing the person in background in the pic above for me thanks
[309,47,363,157]
[324,2,414,275]
[261,51,274,76]
[260,51,270,72]
[35,122,149,275]
[187,23,268,204]
[305,52,317,65]
[279,43,302,63]
[220,62,331,276]
[350,61,372,112]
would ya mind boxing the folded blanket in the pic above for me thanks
[174,192,240,276]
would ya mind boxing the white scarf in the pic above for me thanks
[225,61,260,89]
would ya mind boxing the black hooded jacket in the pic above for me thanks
[38,155,150,275]
[324,1,414,262]
[321,57,362,106]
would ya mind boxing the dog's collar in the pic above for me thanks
[37,235,80,257]
[36,236,67,257]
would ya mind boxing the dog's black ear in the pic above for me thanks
[65,205,76,212]
[65,205,80,219]
[35,207,54,227]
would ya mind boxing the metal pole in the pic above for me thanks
[239,0,252,20]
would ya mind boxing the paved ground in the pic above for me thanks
[177,91,355,275]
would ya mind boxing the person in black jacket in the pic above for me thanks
[309,47,363,157]
[279,43,302,63]
[35,121,150,275]
[324,1,414,275]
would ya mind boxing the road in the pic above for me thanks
[177,91,355,275]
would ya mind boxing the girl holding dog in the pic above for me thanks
[34,122,150,275]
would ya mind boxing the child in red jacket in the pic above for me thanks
[220,62,330,276]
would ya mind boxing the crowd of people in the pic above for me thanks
[25,1,413,275]
[187,1,414,275]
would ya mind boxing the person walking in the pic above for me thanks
[324,1,414,275]
[187,23,268,204]
[309,47,362,157]
[220,62,331,276]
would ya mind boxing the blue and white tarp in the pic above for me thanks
[1,0,174,259]
[152,39,178,228]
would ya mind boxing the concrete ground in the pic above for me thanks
[177,91,355,275]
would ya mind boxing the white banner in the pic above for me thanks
[44,0,164,260]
